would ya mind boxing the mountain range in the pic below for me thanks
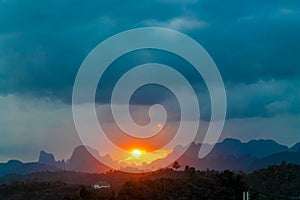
[1,138,300,177]
[175,138,300,172]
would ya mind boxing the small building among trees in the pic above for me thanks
[91,181,110,189]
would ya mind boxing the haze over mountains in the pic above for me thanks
[1,138,300,177]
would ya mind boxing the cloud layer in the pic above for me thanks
[0,0,299,117]
[0,0,299,161]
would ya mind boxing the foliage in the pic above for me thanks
[247,162,300,199]
[1,162,300,200]
[117,170,247,200]
[172,161,181,171]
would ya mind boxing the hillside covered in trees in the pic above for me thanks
[1,162,299,200]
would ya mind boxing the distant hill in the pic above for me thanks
[67,145,112,173]
[160,138,299,172]
[247,162,300,198]
[1,138,300,177]
[249,151,300,170]
[290,142,300,152]
[0,160,57,177]
[39,150,56,165]
[0,145,112,177]
[205,138,289,159]
[171,141,256,172]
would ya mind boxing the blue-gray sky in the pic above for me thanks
[0,0,299,162]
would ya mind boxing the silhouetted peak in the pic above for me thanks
[247,139,280,146]
[69,145,102,162]
[67,145,110,173]
[7,159,23,165]
[205,138,289,160]
[222,138,242,144]
[189,142,199,149]
[101,154,114,163]
[182,142,201,159]
[38,150,56,165]
[291,142,300,152]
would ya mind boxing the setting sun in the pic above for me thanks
[132,149,142,157]
[120,149,172,167]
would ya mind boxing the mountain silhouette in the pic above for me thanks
[0,145,112,177]
[67,145,111,173]
[290,142,300,152]
[150,138,297,172]
[0,160,57,177]
[171,139,298,172]
[38,151,56,166]
[205,138,289,159]
[1,138,300,177]
[249,151,300,170]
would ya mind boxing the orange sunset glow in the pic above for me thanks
[119,148,172,167]
[132,149,142,157]
[89,121,184,171]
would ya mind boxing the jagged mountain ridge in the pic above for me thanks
[1,138,300,177]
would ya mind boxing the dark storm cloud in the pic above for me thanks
[226,80,300,118]
[0,0,299,118]
[184,0,300,83]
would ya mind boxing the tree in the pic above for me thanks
[172,161,180,171]
[184,165,190,173]
[79,186,97,200]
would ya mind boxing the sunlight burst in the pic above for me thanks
[132,149,142,157]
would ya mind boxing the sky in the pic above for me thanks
[0,0,300,162]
